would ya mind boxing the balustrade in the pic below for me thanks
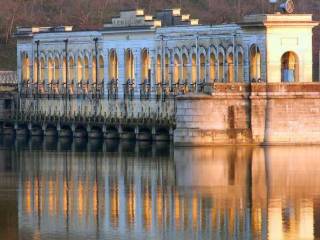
[18,76,264,99]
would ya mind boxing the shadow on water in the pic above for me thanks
[0,137,319,240]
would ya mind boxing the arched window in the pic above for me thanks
[99,56,104,83]
[92,56,97,84]
[237,52,244,82]
[141,49,150,83]
[125,49,134,81]
[33,58,38,83]
[200,53,206,82]
[62,57,67,85]
[40,57,45,83]
[77,57,83,84]
[227,53,234,82]
[22,54,30,83]
[109,50,118,81]
[191,53,197,83]
[281,51,298,83]
[173,54,180,84]
[69,57,74,82]
[210,52,216,82]
[250,45,261,82]
[165,53,170,84]
[48,58,54,84]
[54,57,60,83]
[182,53,188,82]
[156,54,161,84]
[84,56,89,83]
[218,52,224,82]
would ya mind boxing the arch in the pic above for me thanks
[250,45,261,82]
[156,54,161,84]
[125,49,134,81]
[109,50,118,81]
[141,49,150,83]
[199,53,206,82]
[227,52,234,82]
[281,51,299,83]
[173,53,180,84]
[191,53,197,83]
[209,52,216,81]
[22,53,30,83]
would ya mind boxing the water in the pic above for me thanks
[0,135,320,240]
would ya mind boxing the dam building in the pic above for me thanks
[12,8,319,144]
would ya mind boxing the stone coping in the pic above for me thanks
[176,92,320,100]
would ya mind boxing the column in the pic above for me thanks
[28,50,35,84]
[215,56,219,82]
[17,51,22,93]
[243,45,250,83]
[89,53,93,93]
[59,55,63,93]
[103,49,109,98]
[44,57,48,92]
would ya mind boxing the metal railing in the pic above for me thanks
[0,71,17,84]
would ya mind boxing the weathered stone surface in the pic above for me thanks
[174,84,320,146]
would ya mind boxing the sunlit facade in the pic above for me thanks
[16,9,317,99]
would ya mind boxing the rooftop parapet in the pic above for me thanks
[104,9,161,29]
[155,8,199,27]
[240,13,319,27]
[15,26,73,37]
[103,8,199,30]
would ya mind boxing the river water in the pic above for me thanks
[0,135,319,240]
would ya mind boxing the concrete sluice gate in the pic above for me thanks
[0,123,172,142]
[1,112,173,142]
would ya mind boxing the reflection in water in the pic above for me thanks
[0,138,319,239]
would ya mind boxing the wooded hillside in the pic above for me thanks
[0,0,319,78]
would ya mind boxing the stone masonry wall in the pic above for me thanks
[174,83,320,146]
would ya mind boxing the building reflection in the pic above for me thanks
[0,139,320,239]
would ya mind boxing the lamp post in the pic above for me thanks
[64,39,69,117]
[94,38,99,116]
[35,40,40,113]
[94,38,99,97]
